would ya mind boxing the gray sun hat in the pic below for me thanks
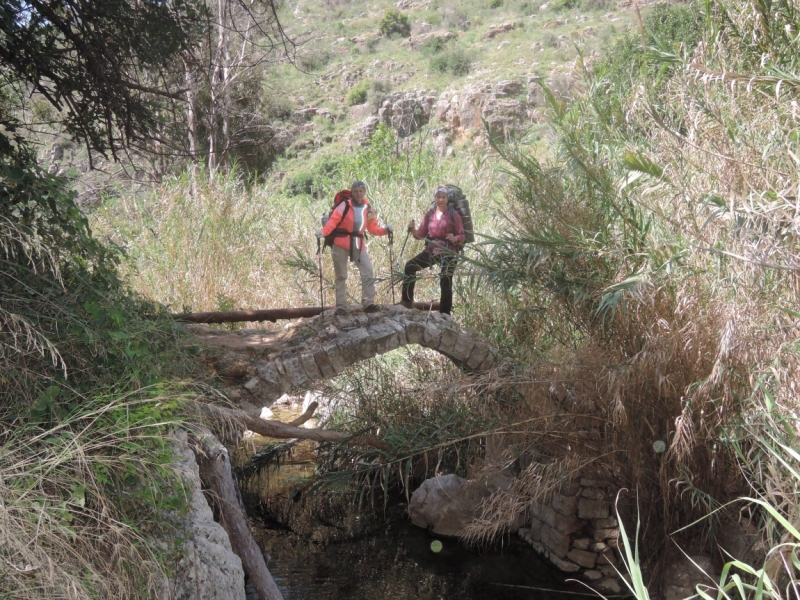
[351,180,366,190]
[434,186,449,197]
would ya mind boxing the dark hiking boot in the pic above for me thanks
[364,303,381,313]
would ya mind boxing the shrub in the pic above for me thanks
[378,9,411,38]
[429,47,472,76]
[367,79,392,109]
[346,80,370,106]
[419,35,448,55]
[298,48,331,71]
[488,0,504,7]
[283,170,317,196]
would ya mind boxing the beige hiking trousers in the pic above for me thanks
[331,244,375,307]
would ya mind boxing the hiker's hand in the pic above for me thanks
[446,233,457,242]
[315,230,323,239]
[385,224,393,234]
[407,220,415,233]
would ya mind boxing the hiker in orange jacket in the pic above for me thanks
[316,180,393,315]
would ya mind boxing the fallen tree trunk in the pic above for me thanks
[194,432,284,600]
[199,402,390,450]
[174,302,441,324]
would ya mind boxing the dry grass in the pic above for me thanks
[94,152,500,316]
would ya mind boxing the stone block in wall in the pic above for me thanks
[572,538,591,550]
[529,517,543,540]
[300,352,323,381]
[591,542,607,552]
[405,321,425,345]
[580,478,603,487]
[438,327,459,355]
[422,324,443,347]
[368,322,401,354]
[451,333,476,362]
[596,579,622,594]
[281,355,309,386]
[567,548,597,569]
[561,480,581,496]
[531,502,580,534]
[541,524,570,558]
[578,499,609,519]
[340,327,376,362]
[313,350,337,379]
[593,516,618,529]
[384,318,408,346]
[257,362,281,387]
[466,342,490,370]
[600,565,617,577]
[593,528,617,541]
[322,341,348,374]
[581,487,605,500]
[597,548,618,566]
[552,493,578,517]
[549,554,581,573]
[583,570,603,582]
[478,350,498,371]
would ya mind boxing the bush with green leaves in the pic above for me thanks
[346,79,370,106]
[378,9,411,38]
[429,46,472,75]
[419,35,449,55]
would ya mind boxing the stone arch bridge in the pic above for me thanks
[189,305,498,412]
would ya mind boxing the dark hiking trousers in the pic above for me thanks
[401,251,458,315]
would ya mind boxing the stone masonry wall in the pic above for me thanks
[518,477,623,594]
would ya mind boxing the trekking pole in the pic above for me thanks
[316,236,325,317]
[387,230,396,305]
[398,230,410,262]
[426,255,445,324]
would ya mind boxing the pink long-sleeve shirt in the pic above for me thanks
[414,207,465,254]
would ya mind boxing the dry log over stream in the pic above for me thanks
[175,302,440,323]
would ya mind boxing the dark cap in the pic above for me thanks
[351,180,366,190]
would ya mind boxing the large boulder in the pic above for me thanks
[663,555,719,600]
[409,474,491,537]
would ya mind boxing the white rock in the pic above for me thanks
[259,406,274,419]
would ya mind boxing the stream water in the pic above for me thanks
[244,407,589,600]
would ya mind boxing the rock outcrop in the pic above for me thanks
[162,430,247,600]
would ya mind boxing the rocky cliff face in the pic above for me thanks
[348,71,581,154]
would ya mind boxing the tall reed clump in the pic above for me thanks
[96,126,499,315]
[1,157,202,597]
[458,0,800,588]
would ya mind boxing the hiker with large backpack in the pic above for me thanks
[401,186,466,316]
[315,180,393,315]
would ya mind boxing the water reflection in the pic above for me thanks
[254,521,589,600]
